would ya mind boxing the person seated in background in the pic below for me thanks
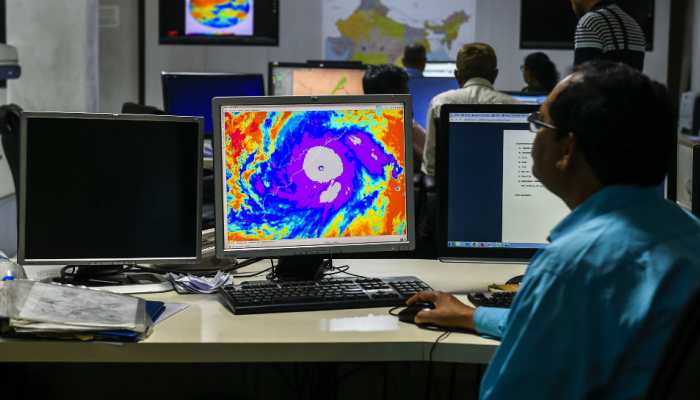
[421,42,516,176]
[408,61,700,399]
[401,43,427,78]
[362,64,426,174]
[521,52,560,93]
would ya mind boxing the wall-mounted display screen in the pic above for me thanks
[159,0,279,46]
[520,0,654,50]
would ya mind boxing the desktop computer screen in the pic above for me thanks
[268,62,366,96]
[162,72,264,136]
[212,95,415,259]
[408,77,459,128]
[18,113,202,264]
[505,91,548,105]
[437,104,570,259]
[423,62,457,78]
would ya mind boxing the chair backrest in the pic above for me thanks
[121,102,165,115]
[645,287,700,399]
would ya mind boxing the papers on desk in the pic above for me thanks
[0,280,161,341]
[166,271,233,294]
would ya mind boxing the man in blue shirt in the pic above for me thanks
[408,61,700,399]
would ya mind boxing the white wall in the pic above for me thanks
[99,0,139,113]
[99,0,672,109]
[7,0,99,112]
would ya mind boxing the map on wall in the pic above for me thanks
[323,0,476,64]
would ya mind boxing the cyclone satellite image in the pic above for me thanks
[221,105,408,248]
[323,0,475,64]
[186,0,254,36]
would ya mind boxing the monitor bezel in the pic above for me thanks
[18,112,204,266]
[212,94,415,259]
[267,62,367,96]
[161,71,266,119]
[437,103,550,261]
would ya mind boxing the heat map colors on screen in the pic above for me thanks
[222,104,408,249]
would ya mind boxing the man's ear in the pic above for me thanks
[555,132,576,172]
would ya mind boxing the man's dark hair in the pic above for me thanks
[456,43,498,83]
[523,52,560,93]
[362,64,409,95]
[549,61,673,187]
[403,43,427,69]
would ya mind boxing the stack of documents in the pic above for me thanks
[166,271,233,294]
[0,280,163,341]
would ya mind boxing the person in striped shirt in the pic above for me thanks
[572,0,646,70]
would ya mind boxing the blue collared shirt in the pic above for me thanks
[474,185,700,399]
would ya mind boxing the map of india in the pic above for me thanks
[323,0,475,64]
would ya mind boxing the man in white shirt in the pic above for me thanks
[421,43,516,176]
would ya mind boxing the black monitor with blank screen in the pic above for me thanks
[162,72,264,137]
[18,113,202,265]
[268,62,366,96]
[408,77,459,128]
[437,104,571,260]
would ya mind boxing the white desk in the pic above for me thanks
[0,259,526,364]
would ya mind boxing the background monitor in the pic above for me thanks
[437,104,570,260]
[159,0,279,46]
[162,72,264,137]
[504,91,548,106]
[213,95,415,259]
[408,77,460,128]
[268,62,366,96]
[18,113,202,265]
[520,0,654,50]
[423,62,457,78]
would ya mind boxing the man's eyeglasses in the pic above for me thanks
[528,112,557,133]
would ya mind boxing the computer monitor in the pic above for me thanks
[212,95,414,279]
[268,62,366,96]
[408,77,459,128]
[162,72,264,137]
[504,91,548,105]
[437,104,571,260]
[18,113,202,273]
[423,62,457,78]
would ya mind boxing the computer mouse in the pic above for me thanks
[398,302,435,324]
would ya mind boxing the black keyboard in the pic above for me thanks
[467,291,516,308]
[219,276,432,314]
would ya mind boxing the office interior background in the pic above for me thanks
[0,1,700,398]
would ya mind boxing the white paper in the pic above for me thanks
[502,130,570,244]
[17,283,138,329]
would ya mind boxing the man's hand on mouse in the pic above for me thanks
[407,291,476,331]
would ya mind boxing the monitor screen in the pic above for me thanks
[408,77,459,128]
[162,73,264,137]
[423,62,456,78]
[159,0,279,46]
[213,95,415,258]
[520,0,654,50]
[269,63,366,96]
[437,105,570,260]
[19,113,202,264]
[504,91,548,106]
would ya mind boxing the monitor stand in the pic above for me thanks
[273,255,329,282]
[51,266,173,294]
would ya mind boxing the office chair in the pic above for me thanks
[645,287,700,399]
[121,102,165,115]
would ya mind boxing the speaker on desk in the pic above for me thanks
[677,134,700,217]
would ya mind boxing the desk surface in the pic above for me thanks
[0,259,525,364]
